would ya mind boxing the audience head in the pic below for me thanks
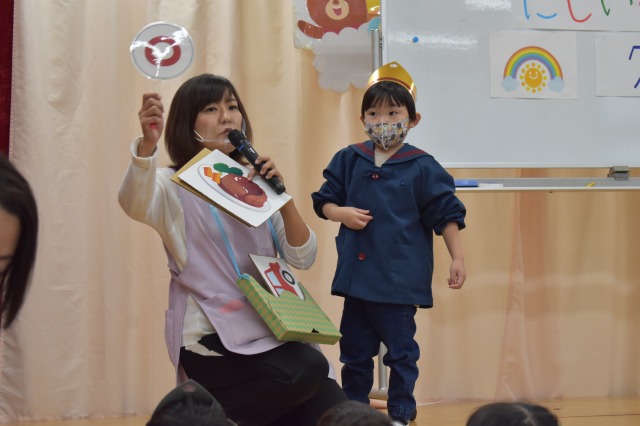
[147,379,235,426]
[466,401,559,426]
[317,400,393,426]
[0,154,38,329]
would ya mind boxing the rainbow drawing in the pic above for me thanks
[501,46,565,93]
[503,46,562,79]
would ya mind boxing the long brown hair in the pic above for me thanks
[0,154,38,329]
[164,74,253,170]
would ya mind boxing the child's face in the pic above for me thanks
[194,91,243,155]
[361,100,421,150]
[361,100,412,126]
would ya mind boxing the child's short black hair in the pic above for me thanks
[361,81,417,121]
[317,400,393,426]
[147,380,235,426]
[466,401,559,426]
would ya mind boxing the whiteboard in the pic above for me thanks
[381,1,640,168]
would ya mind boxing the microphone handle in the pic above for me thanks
[236,143,286,194]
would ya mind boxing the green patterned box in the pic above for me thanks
[237,275,341,345]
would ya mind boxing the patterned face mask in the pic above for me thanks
[364,118,410,150]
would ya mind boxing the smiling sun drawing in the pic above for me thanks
[502,46,565,95]
[519,63,547,93]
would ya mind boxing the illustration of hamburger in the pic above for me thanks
[203,163,268,208]
[218,174,267,208]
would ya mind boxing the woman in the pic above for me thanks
[119,74,346,425]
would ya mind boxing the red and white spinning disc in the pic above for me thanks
[130,22,194,80]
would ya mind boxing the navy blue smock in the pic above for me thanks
[311,141,466,308]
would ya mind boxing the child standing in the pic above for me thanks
[311,62,467,426]
[119,73,346,425]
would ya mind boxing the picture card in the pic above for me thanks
[172,148,292,227]
[249,254,306,300]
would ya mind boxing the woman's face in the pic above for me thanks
[0,206,19,277]
[194,91,243,156]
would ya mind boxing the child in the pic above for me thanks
[311,62,467,426]
[119,73,347,425]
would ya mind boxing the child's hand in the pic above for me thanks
[336,207,373,230]
[448,258,466,289]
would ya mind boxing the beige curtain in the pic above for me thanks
[1,0,638,421]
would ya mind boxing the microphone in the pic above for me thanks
[227,129,286,195]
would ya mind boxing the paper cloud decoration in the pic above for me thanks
[294,0,380,93]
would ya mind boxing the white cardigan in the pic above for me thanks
[118,138,318,353]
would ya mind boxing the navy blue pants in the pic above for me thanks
[339,297,419,422]
[180,333,347,426]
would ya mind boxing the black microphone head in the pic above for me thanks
[227,129,246,148]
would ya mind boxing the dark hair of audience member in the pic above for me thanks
[0,154,38,329]
[146,379,234,426]
[466,401,559,426]
[146,399,231,426]
[317,400,393,426]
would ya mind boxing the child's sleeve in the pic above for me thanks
[420,160,467,235]
[311,151,348,220]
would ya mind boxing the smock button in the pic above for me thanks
[371,173,380,180]
[357,252,366,261]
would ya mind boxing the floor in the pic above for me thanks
[2,397,639,425]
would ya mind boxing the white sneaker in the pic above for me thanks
[392,420,408,426]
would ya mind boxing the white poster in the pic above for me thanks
[490,31,578,99]
[596,33,640,97]
[512,0,640,31]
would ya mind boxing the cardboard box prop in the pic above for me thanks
[237,274,341,345]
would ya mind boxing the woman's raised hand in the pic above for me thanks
[137,93,164,157]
